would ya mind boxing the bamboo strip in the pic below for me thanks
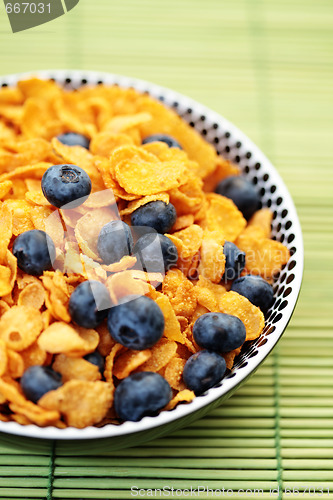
[55,457,277,469]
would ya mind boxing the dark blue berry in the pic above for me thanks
[57,132,90,149]
[12,230,55,276]
[97,220,133,265]
[231,274,274,314]
[84,351,105,374]
[131,201,177,234]
[142,134,182,149]
[222,241,246,282]
[69,280,111,329]
[133,233,178,273]
[20,366,62,403]
[183,350,227,395]
[41,164,92,209]
[215,176,260,220]
[114,372,172,422]
[193,312,246,352]
[107,295,164,350]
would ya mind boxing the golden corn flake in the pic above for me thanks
[223,347,242,370]
[0,305,43,351]
[171,214,195,232]
[0,299,10,317]
[82,189,117,209]
[169,175,204,216]
[120,193,170,216]
[113,146,187,195]
[38,380,112,428]
[0,104,23,127]
[137,338,177,373]
[0,204,13,263]
[0,86,23,105]
[170,225,203,261]
[3,199,34,236]
[218,291,264,341]
[113,349,152,379]
[248,208,273,238]
[0,340,8,377]
[164,357,186,391]
[0,139,51,172]
[25,189,50,207]
[155,294,184,344]
[94,157,140,201]
[162,269,197,318]
[102,255,137,274]
[10,413,31,425]
[7,349,24,379]
[104,343,123,384]
[190,304,210,324]
[38,322,99,355]
[202,193,246,242]
[0,265,12,297]
[53,354,101,382]
[0,378,60,426]
[198,236,226,283]
[104,112,152,134]
[236,225,290,278]
[42,271,72,322]
[18,77,61,100]
[90,132,134,156]
[194,285,219,312]
[9,403,60,427]
[17,281,45,310]
[97,322,115,357]
[20,342,47,370]
[106,270,150,304]
[0,180,13,199]
[195,275,227,302]
[164,389,195,411]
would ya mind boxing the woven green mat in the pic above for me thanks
[0,0,332,498]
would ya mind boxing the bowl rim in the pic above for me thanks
[0,69,304,440]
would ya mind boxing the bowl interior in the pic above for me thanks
[0,70,303,441]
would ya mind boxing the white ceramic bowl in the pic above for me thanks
[0,70,303,451]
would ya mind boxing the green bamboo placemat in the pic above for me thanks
[0,0,332,498]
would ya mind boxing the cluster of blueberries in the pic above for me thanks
[13,132,274,422]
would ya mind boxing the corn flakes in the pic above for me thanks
[0,77,291,429]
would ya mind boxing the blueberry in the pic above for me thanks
[57,132,90,149]
[222,241,246,281]
[133,233,178,273]
[12,230,56,276]
[84,351,105,374]
[69,280,111,329]
[142,134,182,149]
[215,176,260,220]
[114,372,172,422]
[97,220,133,265]
[231,274,274,314]
[107,295,164,350]
[183,350,227,395]
[41,164,92,209]
[20,366,62,403]
[131,201,177,234]
[193,312,246,352]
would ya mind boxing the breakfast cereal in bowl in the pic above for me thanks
[0,71,302,442]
